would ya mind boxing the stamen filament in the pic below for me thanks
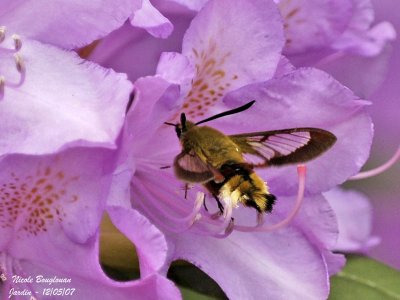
[135,180,205,233]
[0,76,4,98]
[349,146,400,180]
[211,199,234,238]
[234,164,306,232]
[0,26,5,43]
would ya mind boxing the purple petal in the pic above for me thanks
[316,45,393,98]
[220,68,373,195]
[127,76,181,152]
[168,0,209,11]
[156,52,195,97]
[332,0,396,56]
[278,0,353,54]
[17,261,180,299]
[88,13,194,83]
[274,55,296,78]
[107,206,168,276]
[275,194,345,275]
[324,188,380,252]
[180,0,284,120]
[130,0,174,39]
[167,218,330,299]
[0,147,114,256]
[0,40,131,156]
[2,0,137,49]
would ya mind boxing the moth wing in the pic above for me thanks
[229,128,336,168]
[173,150,223,183]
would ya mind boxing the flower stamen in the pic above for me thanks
[349,146,400,180]
[0,27,26,98]
[234,164,306,232]
[0,26,5,43]
[12,34,22,51]
[0,76,4,97]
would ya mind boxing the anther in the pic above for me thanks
[0,76,5,98]
[14,53,25,73]
[12,34,22,51]
[0,26,5,43]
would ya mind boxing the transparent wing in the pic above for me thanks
[173,150,220,183]
[230,128,336,167]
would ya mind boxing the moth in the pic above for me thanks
[166,101,336,214]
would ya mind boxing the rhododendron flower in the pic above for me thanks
[88,0,395,100]
[0,0,137,156]
[0,147,180,299]
[105,0,374,298]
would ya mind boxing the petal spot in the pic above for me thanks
[0,165,80,237]
[182,40,237,119]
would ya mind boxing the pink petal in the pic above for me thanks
[324,188,380,252]
[332,0,396,56]
[130,0,174,39]
[167,0,209,11]
[18,260,180,299]
[0,40,132,156]
[316,46,393,98]
[167,218,330,299]
[0,148,114,254]
[278,0,353,54]
[88,14,194,83]
[179,0,284,120]
[1,0,138,49]
[275,194,346,275]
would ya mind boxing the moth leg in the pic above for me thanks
[203,194,209,212]
[184,183,189,199]
[160,165,171,169]
[212,194,225,214]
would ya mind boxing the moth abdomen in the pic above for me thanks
[219,170,276,214]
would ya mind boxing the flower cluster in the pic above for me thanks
[0,0,397,299]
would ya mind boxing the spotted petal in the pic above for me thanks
[0,39,132,156]
[277,0,353,54]
[0,147,115,256]
[177,0,284,120]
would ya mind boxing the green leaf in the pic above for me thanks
[168,260,227,300]
[329,255,400,300]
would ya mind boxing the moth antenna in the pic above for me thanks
[164,122,177,126]
[195,100,256,125]
[180,113,187,131]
